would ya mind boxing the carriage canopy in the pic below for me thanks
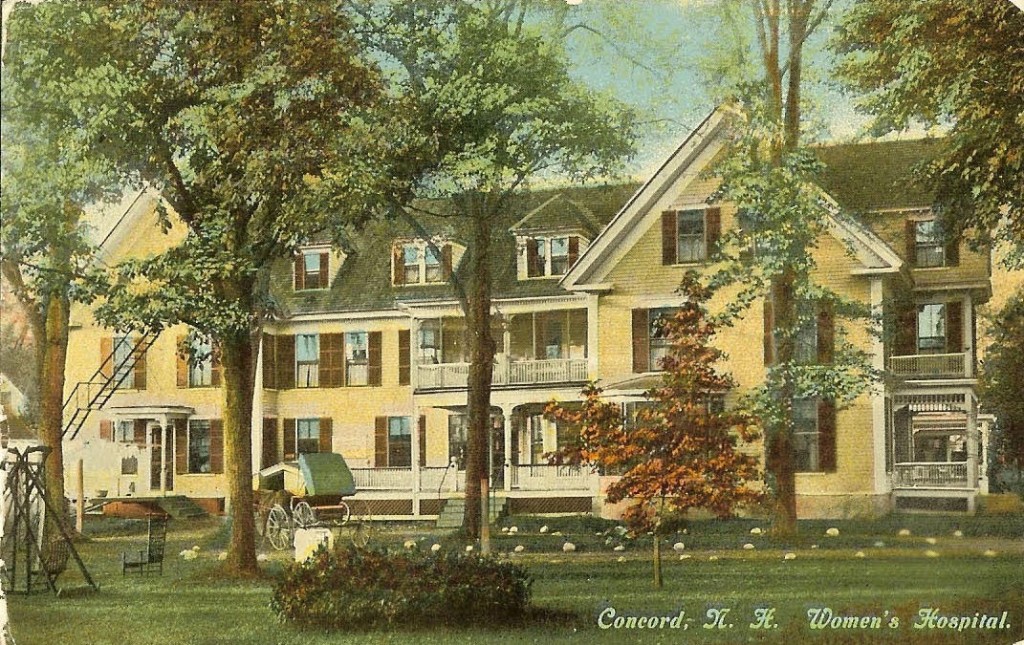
[254,452,356,497]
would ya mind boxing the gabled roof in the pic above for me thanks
[509,193,604,238]
[814,139,940,212]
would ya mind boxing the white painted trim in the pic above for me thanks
[869,277,890,495]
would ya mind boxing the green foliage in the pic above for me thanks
[547,273,763,534]
[835,1,1024,267]
[981,289,1024,485]
[270,545,532,630]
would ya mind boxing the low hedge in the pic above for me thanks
[270,545,532,630]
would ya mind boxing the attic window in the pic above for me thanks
[394,240,452,286]
[294,248,329,291]
[661,207,721,265]
[526,236,580,278]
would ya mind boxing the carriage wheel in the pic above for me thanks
[350,521,371,548]
[266,505,291,550]
[293,501,316,529]
[334,501,351,527]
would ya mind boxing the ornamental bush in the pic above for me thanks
[270,545,532,630]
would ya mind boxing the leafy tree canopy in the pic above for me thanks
[835,1,1024,267]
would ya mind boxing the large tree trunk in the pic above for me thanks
[462,198,496,539]
[219,329,259,576]
[38,292,70,515]
[767,269,798,536]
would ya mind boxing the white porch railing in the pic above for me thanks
[892,462,969,489]
[512,464,594,491]
[888,352,969,379]
[350,467,414,490]
[417,358,588,390]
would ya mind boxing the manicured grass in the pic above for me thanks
[7,515,1023,645]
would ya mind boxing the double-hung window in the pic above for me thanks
[917,304,946,354]
[113,335,136,388]
[793,398,820,472]
[387,417,412,468]
[297,418,320,455]
[345,331,368,385]
[295,248,329,290]
[189,336,213,387]
[396,241,449,285]
[676,210,706,263]
[296,334,320,388]
[648,308,678,370]
[188,420,212,474]
[914,219,944,268]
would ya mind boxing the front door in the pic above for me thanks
[150,425,173,492]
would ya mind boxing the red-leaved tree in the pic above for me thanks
[546,273,763,586]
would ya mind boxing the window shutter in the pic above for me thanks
[567,236,580,267]
[816,301,835,365]
[418,415,427,467]
[818,399,837,472]
[210,343,222,387]
[705,207,722,256]
[398,329,411,386]
[441,244,453,279]
[319,417,333,453]
[319,252,329,288]
[133,419,148,447]
[320,333,344,388]
[661,211,677,265]
[276,334,295,390]
[905,220,916,265]
[99,420,113,441]
[262,334,276,390]
[133,340,147,390]
[174,420,187,475]
[368,331,382,386]
[946,300,963,352]
[283,419,296,460]
[176,335,188,388]
[374,417,388,467]
[100,336,113,379]
[526,239,541,277]
[261,418,278,469]
[896,306,918,356]
[763,299,775,365]
[209,419,224,474]
[294,255,305,291]
[631,309,649,373]
[392,245,405,285]
[944,236,960,267]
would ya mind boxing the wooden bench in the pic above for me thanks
[121,515,168,575]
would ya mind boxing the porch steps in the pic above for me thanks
[435,497,508,529]
[154,495,208,519]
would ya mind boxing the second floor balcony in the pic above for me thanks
[888,351,973,380]
[418,357,588,390]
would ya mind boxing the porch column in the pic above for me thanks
[152,421,166,496]
[502,405,513,492]
[412,406,422,517]
[252,338,264,474]
[869,277,890,494]
[162,414,173,494]
[963,292,974,378]
[145,420,154,495]
[586,293,599,380]
[411,317,421,390]
[966,393,979,489]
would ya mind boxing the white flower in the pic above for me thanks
[617,556,627,562]
[514,545,525,553]
[743,543,755,550]
[825,527,840,537]
[708,555,719,561]
[925,550,939,558]
[465,545,474,552]
[983,549,997,557]
[562,542,576,552]
[501,527,509,533]
[404,539,417,550]
[811,544,819,549]
[604,537,614,546]
[508,526,518,534]
[898,529,911,537]
[431,543,442,553]
[192,545,201,551]
[679,554,692,560]
[925,537,937,545]
[749,527,763,535]
[257,553,269,562]
[613,545,625,552]
[539,525,549,533]
[784,552,796,561]
[854,551,866,558]
[672,542,685,552]
[217,551,227,561]
[552,531,563,536]
[953,530,964,538]
[181,550,198,561]
[873,541,886,548]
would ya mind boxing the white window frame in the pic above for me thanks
[295,246,330,291]
[914,219,945,269]
[295,334,320,388]
[296,418,320,455]
[188,336,213,387]
[397,240,447,286]
[345,331,369,386]
[675,209,707,263]
[524,235,576,279]
[793,398,820,473]
[188,419,212,474]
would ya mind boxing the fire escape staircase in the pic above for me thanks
[61,333,158,441]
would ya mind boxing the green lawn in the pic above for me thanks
[7,515,1023,645]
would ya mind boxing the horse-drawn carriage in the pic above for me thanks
[253,452,371,550]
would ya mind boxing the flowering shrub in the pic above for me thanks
[270,545,532,630]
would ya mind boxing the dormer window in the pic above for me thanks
[906,216,959,269]
[526,236,580,278]
[294,247,329,291]
[393,240,452,286]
